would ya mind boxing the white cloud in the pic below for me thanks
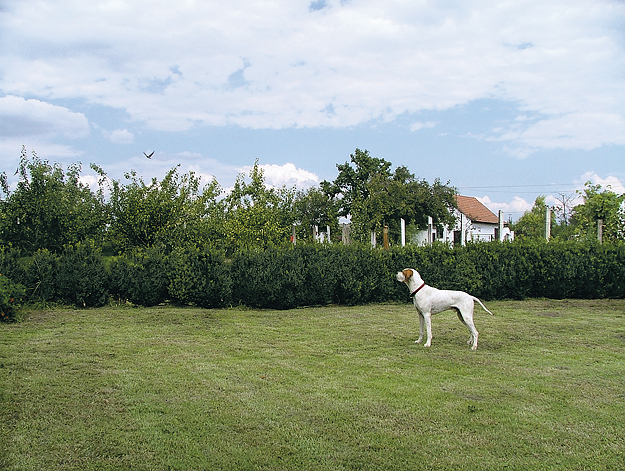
[77,173,107,196]
[577,172,625,194]
[102,128,134,144]
[0,95,90,139]
[0,0,623,154]
[410,121,437,132]
[477,195,533,219]
[240,162,320,189]
[495,112,625,158]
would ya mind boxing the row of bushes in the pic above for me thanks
[1,240,624,318]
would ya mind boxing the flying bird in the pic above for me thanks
[144,151,154,159]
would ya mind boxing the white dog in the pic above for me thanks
[396,268,493,350]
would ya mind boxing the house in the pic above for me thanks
[446,195,513,245]
[413,195,514,245]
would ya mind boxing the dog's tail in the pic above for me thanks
[473,297,494,316]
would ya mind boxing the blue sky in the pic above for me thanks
[1,0,624,220]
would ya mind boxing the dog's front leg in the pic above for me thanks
[423,312,433,347]
[415,312,425,344]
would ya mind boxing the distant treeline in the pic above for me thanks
[2,147,623,259]
[0,148,460,256]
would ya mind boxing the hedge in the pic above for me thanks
[108,246,169,307]
[1,240,624,310]
[167,246,231,308]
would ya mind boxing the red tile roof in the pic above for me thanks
[455,195,499,224]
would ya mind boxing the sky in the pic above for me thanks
[1,0,624,221]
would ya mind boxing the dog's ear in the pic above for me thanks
[402,269,413,281]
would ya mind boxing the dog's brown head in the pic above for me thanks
[396,269,414,283]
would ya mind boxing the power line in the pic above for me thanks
[461,190,578,195]
[457,183,579,190]
[457,183,581,196]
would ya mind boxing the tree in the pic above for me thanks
[293,186,340,242]
[510,196,552,240]
[107,165,223,252]
[549,192,577,240]
[0,147,108,253]
[321,148,392,218]
[354,168,457,241]
[571,182,625,242]
[322,149,457,243]
[553,192,575,226]
[222,161,296,254]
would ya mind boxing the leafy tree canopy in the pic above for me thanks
[511,196,551,241]
[0,147,107,253]
[572,182,625,242]
[293,186,340,242]
[322,148,392,218]
[108,165,222,252]
[322,149,457,242]
[222,161,296,253]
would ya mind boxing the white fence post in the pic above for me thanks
[427,216,433,245]
[545,209,551,241]
[598,219,603,244]
[401,218,406,246]
[341,223,350,244]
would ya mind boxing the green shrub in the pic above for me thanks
[167,247,231,308]
[388,240,625,302]
[57,241,108,307]
[108,246,169,306]
[107,255,132,302]
[12,239,623,311]
[0,247,26,285]
[230,246,306,309]
[229,244,396,309]
[0,273,26,322]
[23,249,59,304]
[296,245,340,306]
[331,244,393,305]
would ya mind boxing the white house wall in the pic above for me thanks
[399,206,516,246]
[438,209,514,245]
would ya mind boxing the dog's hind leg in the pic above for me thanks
[469,325,478,350]
[458,307,479,350]
[455,309,473,346]
[465,317,479,350]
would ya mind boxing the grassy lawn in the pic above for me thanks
[1,299,625,470]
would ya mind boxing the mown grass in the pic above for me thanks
[1,299,625,470]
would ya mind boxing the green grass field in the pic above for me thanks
[1,299,625,470]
